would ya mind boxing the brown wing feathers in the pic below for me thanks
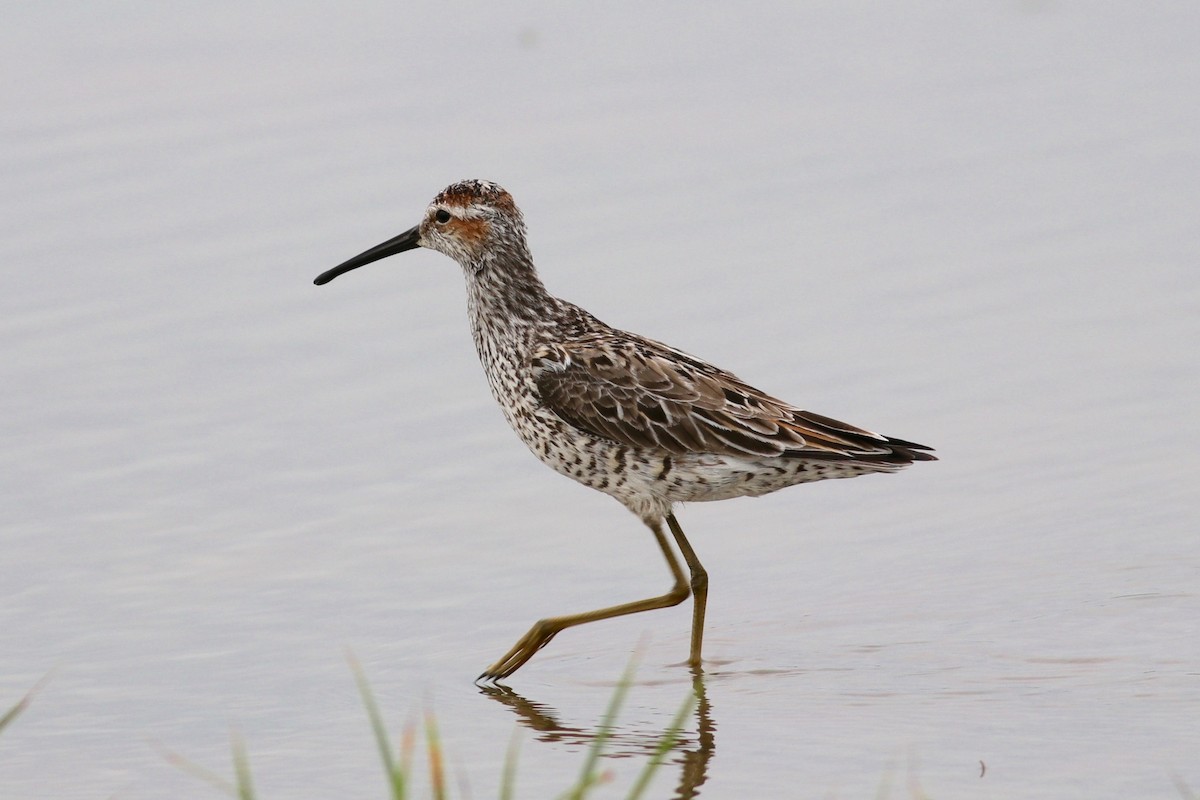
[532,335,935,464]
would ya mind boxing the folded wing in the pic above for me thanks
[531,333,935,464]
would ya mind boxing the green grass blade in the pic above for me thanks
[625,691,695,800]
[499,728,521,800]
[0,673,51,736]
[230,730,257,800]
[0,693,32,736]
[425,711,446,800]
[559,656,638,800]
[347,650,406,800]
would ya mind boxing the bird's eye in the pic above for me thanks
[434,209,452,224]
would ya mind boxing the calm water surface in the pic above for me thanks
[2,4,1197,798]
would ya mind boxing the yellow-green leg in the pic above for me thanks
[479,517,690,681]
[666,512,708,667]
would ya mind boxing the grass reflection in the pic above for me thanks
[158,655,704,799]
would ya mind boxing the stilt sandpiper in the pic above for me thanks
[314,180,935,681]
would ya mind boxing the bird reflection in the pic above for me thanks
[478,667,715,799]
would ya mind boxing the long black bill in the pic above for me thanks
[313,225,422,285]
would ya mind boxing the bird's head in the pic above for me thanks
[314,179,527,285]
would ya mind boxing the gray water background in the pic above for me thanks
[2,3,1197,798]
